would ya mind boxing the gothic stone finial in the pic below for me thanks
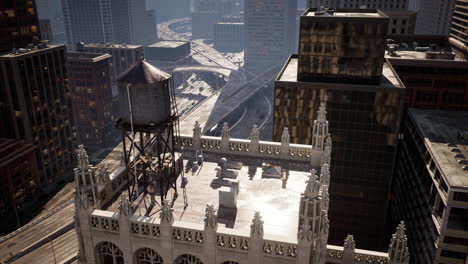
[304,170,320,198]
[389,221,410,264]
[250,125,260,143]
[343,235,356,263]
[160,200,174,223]
[204,203,218,230]
[76,145,90,170]
[251,211,264,237]
[119,197,132,216]
[317,102,327,123]
[344,235,356,251]
[221,122,230,140]
[281,127,290,145]
[98,164,110,185]
[193,121,202,138]
[396,221,406,239]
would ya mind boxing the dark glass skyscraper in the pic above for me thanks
[274,8,405,250]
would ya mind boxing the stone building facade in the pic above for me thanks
[73,106,410,264]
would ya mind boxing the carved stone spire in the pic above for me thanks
[160,200,174,223]
[304,170,321,198]
[281,127,290,145]
[343,235,356,263]
[312,103,329,150]
[193,121,202,138]
[76,145,90,170]
[221,122,230,140]
[250,211,264,237]
[388,221,410,264]
[204,203,218,230]
[317,103,327,122]
[249,125,260,143]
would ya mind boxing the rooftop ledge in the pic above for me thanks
[276,54,405,90]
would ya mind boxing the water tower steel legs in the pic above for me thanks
[119,120,179,210]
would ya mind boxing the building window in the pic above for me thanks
[135,248,163,264]
[96,241,123,264]
[174,254,203,264]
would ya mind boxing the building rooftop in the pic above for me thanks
[104,152,313,242]
[276,55,404,89]
[148,41,189,49]
[303,8,388,20]
[82,43,143,49]
[410,109,468,189]
[67,52,111,62]
[0,44,64,59]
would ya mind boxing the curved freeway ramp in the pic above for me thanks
[179,64,282,135]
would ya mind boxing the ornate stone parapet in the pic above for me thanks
[177,128,323,167]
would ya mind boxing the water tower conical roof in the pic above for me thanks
[117,60,171,84]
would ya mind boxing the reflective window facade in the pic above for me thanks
[274,80,404,250]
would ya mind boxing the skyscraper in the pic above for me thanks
[244,0,298,73]
[410,0,455,35]
[450,0,468,60]
[0,44,77,186]
[61,0,151,49]
[67,52,114,149]
[274,8,405,250]
[392,109,468,264]
[308,0,417,35]
[0,0,41,53]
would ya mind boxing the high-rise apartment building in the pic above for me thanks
[410,0,455,35]
[61,0,151,49]
[308,0,417,35]
[67,53,114,149]
[214,22,244,52]
[76,43,143,84]
[146,0,191,23]
[0,138,40,212]
[449,0,468,60]
[0,44,77,186]
[0,0,41,54]
[194,0,235,15]
[274,8,405,250]
[392,109,468,264]
[244,0,298,73]
[76,42,144,120]
[388,53,468,111]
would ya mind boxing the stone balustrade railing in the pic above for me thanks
[172,223,205,245]
[326,245,389,264]
[88,210,391,264]
[177,134,322,166]
[263,239,298,260]
[216,233,250,252]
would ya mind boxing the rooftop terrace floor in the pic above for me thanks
[106,159,310,242]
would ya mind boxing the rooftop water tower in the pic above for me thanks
[116,60,183,211]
